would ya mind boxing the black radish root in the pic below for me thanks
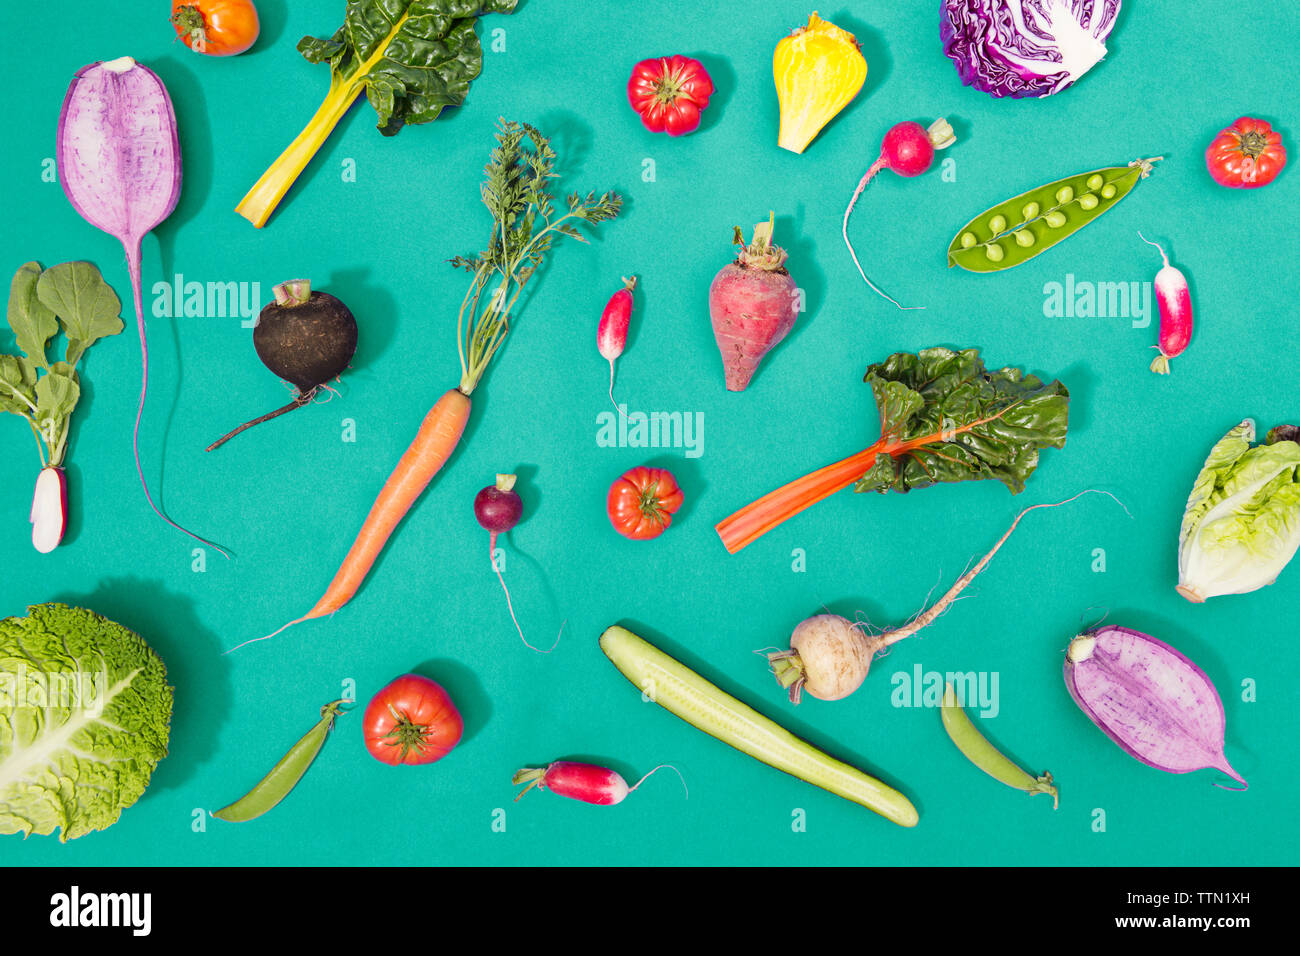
[207,279,358,451]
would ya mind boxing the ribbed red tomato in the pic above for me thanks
[627,56,714,136]
[1205,117,1287,188]
[607,466,684,539]
[363,674,463,766]
[171,0,260,57]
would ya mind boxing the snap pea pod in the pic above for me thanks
[948,157,1162,273]
[213,699,348,823]
[940,683,1058,808]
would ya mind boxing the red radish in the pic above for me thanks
[473,474,559,653]
[512,761,687,805]
[597,276,636,412]
[843,118,956,309]
[30,467,67,554]
[709,214,800,392]
[1138,232,1193,375]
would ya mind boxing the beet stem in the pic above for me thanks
[206,387,317,452]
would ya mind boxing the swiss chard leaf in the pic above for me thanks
[7,261,58,369]
[854,347,1069,494]
[35,262,123,367]
[299,0,517,136]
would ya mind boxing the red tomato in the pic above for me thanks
[363,674,463,766]
[1205,117,1287,188]
[607,466,684,539]
[627,56,714,136]
[171,0,260,57]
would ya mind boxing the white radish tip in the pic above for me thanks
[1066,634,1096,664]
[102,56,137,73]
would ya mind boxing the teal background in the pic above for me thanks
[2,0,1296,866]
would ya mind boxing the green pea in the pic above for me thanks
[960,231,977,249]
[1055,185,1074,204]
[941,683,1059,807]
[1101,183,1116,199]
[1086,174,1104,191]
[1022,201,1040,219]
[1078,193,1099,210]
[213,700,348,822]
[1014,229,1035,247]
[1044,210,1067,228]
[988,214,1007,234]
[984,243,1004,262]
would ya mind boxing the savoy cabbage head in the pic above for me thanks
[0,604,172,841]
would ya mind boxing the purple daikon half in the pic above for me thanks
[57,57,224,555]
[1064,625,1246,789]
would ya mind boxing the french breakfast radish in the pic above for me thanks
[843,118,956,309]
[1138,233,1193,375]
[512,761,686,805]
[709,214,800,391]
[597,276,636,412]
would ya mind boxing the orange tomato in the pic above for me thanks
[171,0,259,57]
[363,674,463,766]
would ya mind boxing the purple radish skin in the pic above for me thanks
[57,57,224,555]
[30,467,67,554]
[1064,625,1246,789]
[473,475,557,653]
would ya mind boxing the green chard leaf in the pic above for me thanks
[299,0,518,136]
[7,262,58,369]
[35,262,123,366]
[854,347,1070,495]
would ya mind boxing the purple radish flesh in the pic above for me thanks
[206,279,358,451]
[1064,625,1246,789]
[57,57,223,554]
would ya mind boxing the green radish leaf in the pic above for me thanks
[34,368,80,446]
[855,347,1069,495]
[35,261,123,366]
[0,353,38,416]
[7,261,58,369]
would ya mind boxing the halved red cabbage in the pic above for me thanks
[941,0,1122,98]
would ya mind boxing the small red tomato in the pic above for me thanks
[171,0,260,57]
[363,674,463,766]
[1205,117,1287,188]
[607,466,684,539]
[627,56,714,136]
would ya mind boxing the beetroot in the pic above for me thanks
[1064,625,1246,789]
[709,216,800,391]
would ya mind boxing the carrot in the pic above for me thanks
[230,121,620,652]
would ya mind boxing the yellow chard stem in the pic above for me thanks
[235,80,365,228]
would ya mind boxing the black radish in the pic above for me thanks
[207,279,357,451]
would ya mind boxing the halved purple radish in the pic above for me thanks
[30,467,67,553]
[1064,625,1245,789]
[58,57,223,554]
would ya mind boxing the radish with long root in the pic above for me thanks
[597,276,636,414]
[512,761,687,806]
[842,118,956,309]
[207,279,357,450]
[769,491,1115,703]
[474,473,561,653]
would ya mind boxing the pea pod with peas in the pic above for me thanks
[948,157,1163,272]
